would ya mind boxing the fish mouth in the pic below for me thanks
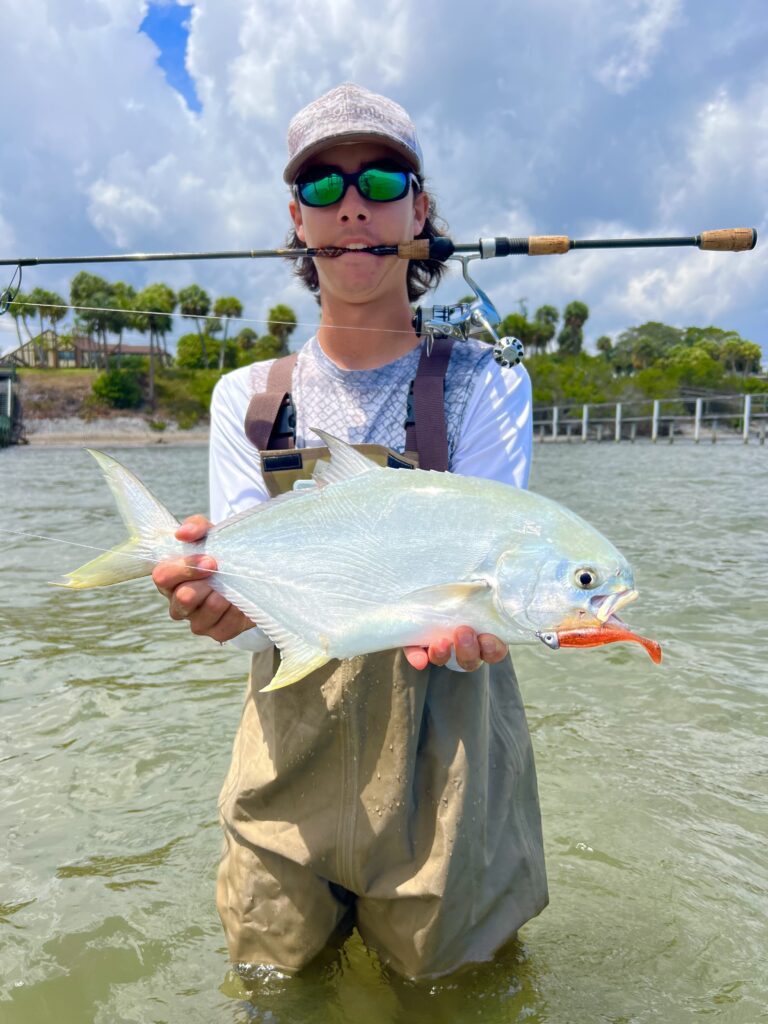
[592,587,638,622]
[536,600,662,665]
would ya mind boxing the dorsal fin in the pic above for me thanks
[310,428,381,486]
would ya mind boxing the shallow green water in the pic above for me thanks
[1,441,766,1023]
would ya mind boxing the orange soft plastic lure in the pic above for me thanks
[538,620,662,663]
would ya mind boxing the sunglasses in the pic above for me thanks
[294,163,418,208]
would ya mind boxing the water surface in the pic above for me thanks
[1,441,766,1023]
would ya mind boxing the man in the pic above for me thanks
[153,83,547,979]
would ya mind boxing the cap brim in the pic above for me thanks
[284,132,421,184]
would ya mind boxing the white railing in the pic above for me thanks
[532,393,768,443]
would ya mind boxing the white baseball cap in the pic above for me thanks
[284,82,423,184]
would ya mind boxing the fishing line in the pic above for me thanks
[7,299,423,337]
[0,526,278,588]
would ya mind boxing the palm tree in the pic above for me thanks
[71,272,115,368]
[111,281,137,355]
[267,304,298,357]
[533,305,559,354]
[27,288,67,366]
[7,292,35,356]
[134,284,176,406]
[214,296,244,369]
[178,285,212,368]
[557,301,590,356]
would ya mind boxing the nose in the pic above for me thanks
[336,184,370,224]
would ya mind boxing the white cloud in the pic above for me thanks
[594,0,683,95]
[660,80,768,224]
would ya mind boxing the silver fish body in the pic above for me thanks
[61,430,660,688]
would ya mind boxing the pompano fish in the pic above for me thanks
[60,429,662,689]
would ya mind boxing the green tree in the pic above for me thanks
[557,301,589,356]
[612,322,684,372]
[7,291,36,352]
[26,288,68,366]
[596,335,613,359]
[214,296,244,370]
[110,281,137,354]
[175,332,207,369]
[71,272,118,368]
[663,344,725,389]
[532,305,559,354]
[720,337,762,376]
[267,304,298,356]
[179,285,212,368]
[501,312,533,347]
[134,283,176,406]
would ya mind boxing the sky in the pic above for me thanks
[1,0,766,357]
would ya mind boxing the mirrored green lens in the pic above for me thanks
[359,168,408,201]
[299,173,344,206]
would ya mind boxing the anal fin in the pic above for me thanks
[260,641,331,692]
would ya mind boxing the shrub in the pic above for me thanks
[92,368,143,409]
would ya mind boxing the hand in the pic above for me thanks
[403,627,508,672]
[152,515,255,643]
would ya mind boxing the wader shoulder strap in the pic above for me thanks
[405,336,454,472]
[244,353,298,451]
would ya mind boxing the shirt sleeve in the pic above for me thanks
[208,367,272,522]
[208,367,274,653]
[450,359,532,489]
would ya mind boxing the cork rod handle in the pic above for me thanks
[528,235,571,255]
[699,228,757,252]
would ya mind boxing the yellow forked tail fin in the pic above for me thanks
[54,449,180,589]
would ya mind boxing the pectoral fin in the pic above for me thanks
[405,581,489,602]
[403,580,492,615]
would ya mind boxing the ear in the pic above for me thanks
[289,197,306,243]
[412,189,429,237]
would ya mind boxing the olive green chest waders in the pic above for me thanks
[216,340,548,979]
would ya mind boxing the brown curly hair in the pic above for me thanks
[284,178,450,303]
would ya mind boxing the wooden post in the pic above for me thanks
[743,394,752,443]
[582,404,589,442]
[652,400,660,442]
[615,402,622,442]
[694,398,702,443]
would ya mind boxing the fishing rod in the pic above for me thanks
[0,227,757,369]
[0,227,757,269]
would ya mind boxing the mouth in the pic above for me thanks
[536,589,662,664]
[592,587,638,622]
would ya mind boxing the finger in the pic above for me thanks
[187,589,236,635]
[403,645,430,670]
[427,638,453,667]
[477,633,508,664]
[169,578,217,620]
[153,555,217,598]
[175,515,214,542]
[454,627,482,672]
[206,604,255,644]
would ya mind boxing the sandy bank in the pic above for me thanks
[23,417,210,447]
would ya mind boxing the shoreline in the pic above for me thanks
[21,417,210,447]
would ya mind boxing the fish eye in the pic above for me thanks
[574,567,599,589]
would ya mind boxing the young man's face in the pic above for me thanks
[288,142,428,307]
